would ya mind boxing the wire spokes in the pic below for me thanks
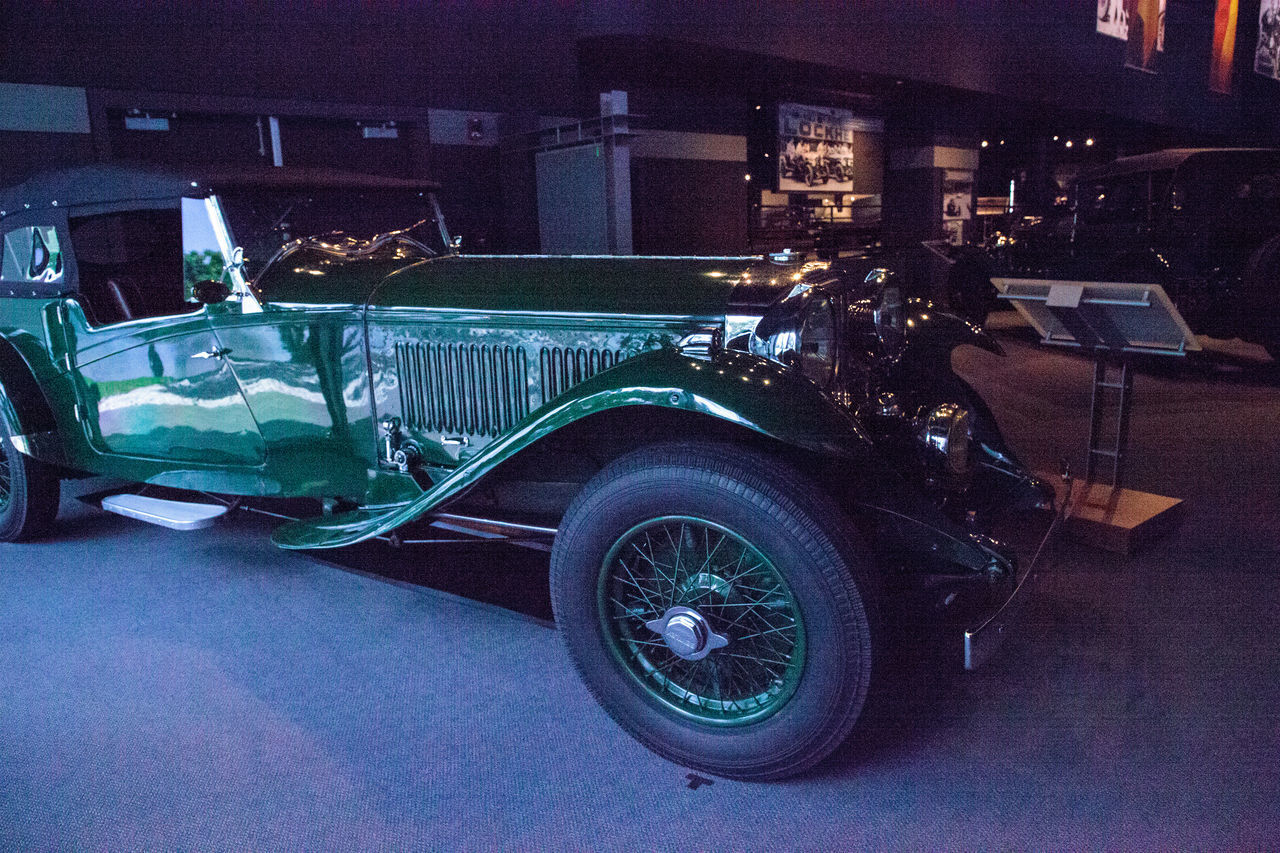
[600,516,806,725]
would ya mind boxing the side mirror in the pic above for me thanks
[192,279,232,305]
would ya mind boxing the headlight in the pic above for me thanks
[796,296,836,385]
[750,289,838,387]
[918,403,974,476]
[873,281,905,351]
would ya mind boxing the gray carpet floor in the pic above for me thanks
[2,325,1278,849]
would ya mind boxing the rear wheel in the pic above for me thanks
[1241,235,1280,359]
[0,392,60,542]
[550,442,879,781]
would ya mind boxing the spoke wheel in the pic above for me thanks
[0,447,12,512]
[600,517,805,726]
[552,441,879,781]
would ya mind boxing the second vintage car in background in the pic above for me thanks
[952,147,1280,357]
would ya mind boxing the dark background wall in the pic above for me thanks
[4,1,1277,139]
[631,158,749,255]
[3,1,1278,254]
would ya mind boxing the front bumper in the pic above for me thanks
[962,500,1063,671]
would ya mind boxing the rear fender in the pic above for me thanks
[0,331,64,463]
[272,347,891,549]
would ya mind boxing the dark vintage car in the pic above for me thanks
[0,164,1053,780]
[956,148,1280,356]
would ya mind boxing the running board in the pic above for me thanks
[100,494,228,531]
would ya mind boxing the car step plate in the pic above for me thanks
[101,494,228,531]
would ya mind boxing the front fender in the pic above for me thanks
[901,304,1002,363]
[272,347,887,549]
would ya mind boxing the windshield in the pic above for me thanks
[215,186,448,280]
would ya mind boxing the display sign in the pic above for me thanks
[1211,0,1239,94]
[1097,0,1165,51]
[776,103,882,194]
[1256,0,1280,80]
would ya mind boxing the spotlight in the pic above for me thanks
[1065,140,1074,148]
[981,140,989,148]
[1086,138,1095,146]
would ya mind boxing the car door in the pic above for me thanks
[204,297,377,502]
[50,206,265,470]
[53,302,265,467]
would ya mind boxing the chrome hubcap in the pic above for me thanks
[645,606,729,661]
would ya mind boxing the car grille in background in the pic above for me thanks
[539,346,624,401]
[394,342,530,437]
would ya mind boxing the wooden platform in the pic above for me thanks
[1041,476,1185,555]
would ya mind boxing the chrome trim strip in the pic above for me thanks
[429,512,558,537]
[459,254,759,261]
[364,305,716,323]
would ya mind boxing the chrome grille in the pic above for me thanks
[395,342,530,436]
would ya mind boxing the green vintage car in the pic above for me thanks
[0,164,1053,780]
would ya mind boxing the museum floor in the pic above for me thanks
[3,318,1278,849]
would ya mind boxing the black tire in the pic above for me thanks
[550,441,879,781]
[1242,235,1280,356]
[0,390,61,542]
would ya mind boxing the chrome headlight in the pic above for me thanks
[796,295,837,385]
[872,280,905,352]
[918,403,974,476]
[750,289,838,386]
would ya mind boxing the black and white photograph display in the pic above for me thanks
[1097,0,1166,50]
[1257,0,1280,79]
[776,103,870,193]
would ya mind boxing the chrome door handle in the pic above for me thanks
[191,347,232,360]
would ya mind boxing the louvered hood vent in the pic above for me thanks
[539,346,624,401]
[394,342,530,437]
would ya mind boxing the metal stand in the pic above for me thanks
[991,278,1198,554]
[1086,354,1134,488]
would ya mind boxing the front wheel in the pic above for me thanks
[550,442,879,781]
[0,395,60,542]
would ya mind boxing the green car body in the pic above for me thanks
[0,164,1053,780]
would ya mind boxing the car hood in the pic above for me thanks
[366,254,788,318]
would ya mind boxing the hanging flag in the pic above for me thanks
[1211,0,1238,93]
[1125,0,1162,72]
[1098,0,1165,49]
[1256,0,1280,80]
